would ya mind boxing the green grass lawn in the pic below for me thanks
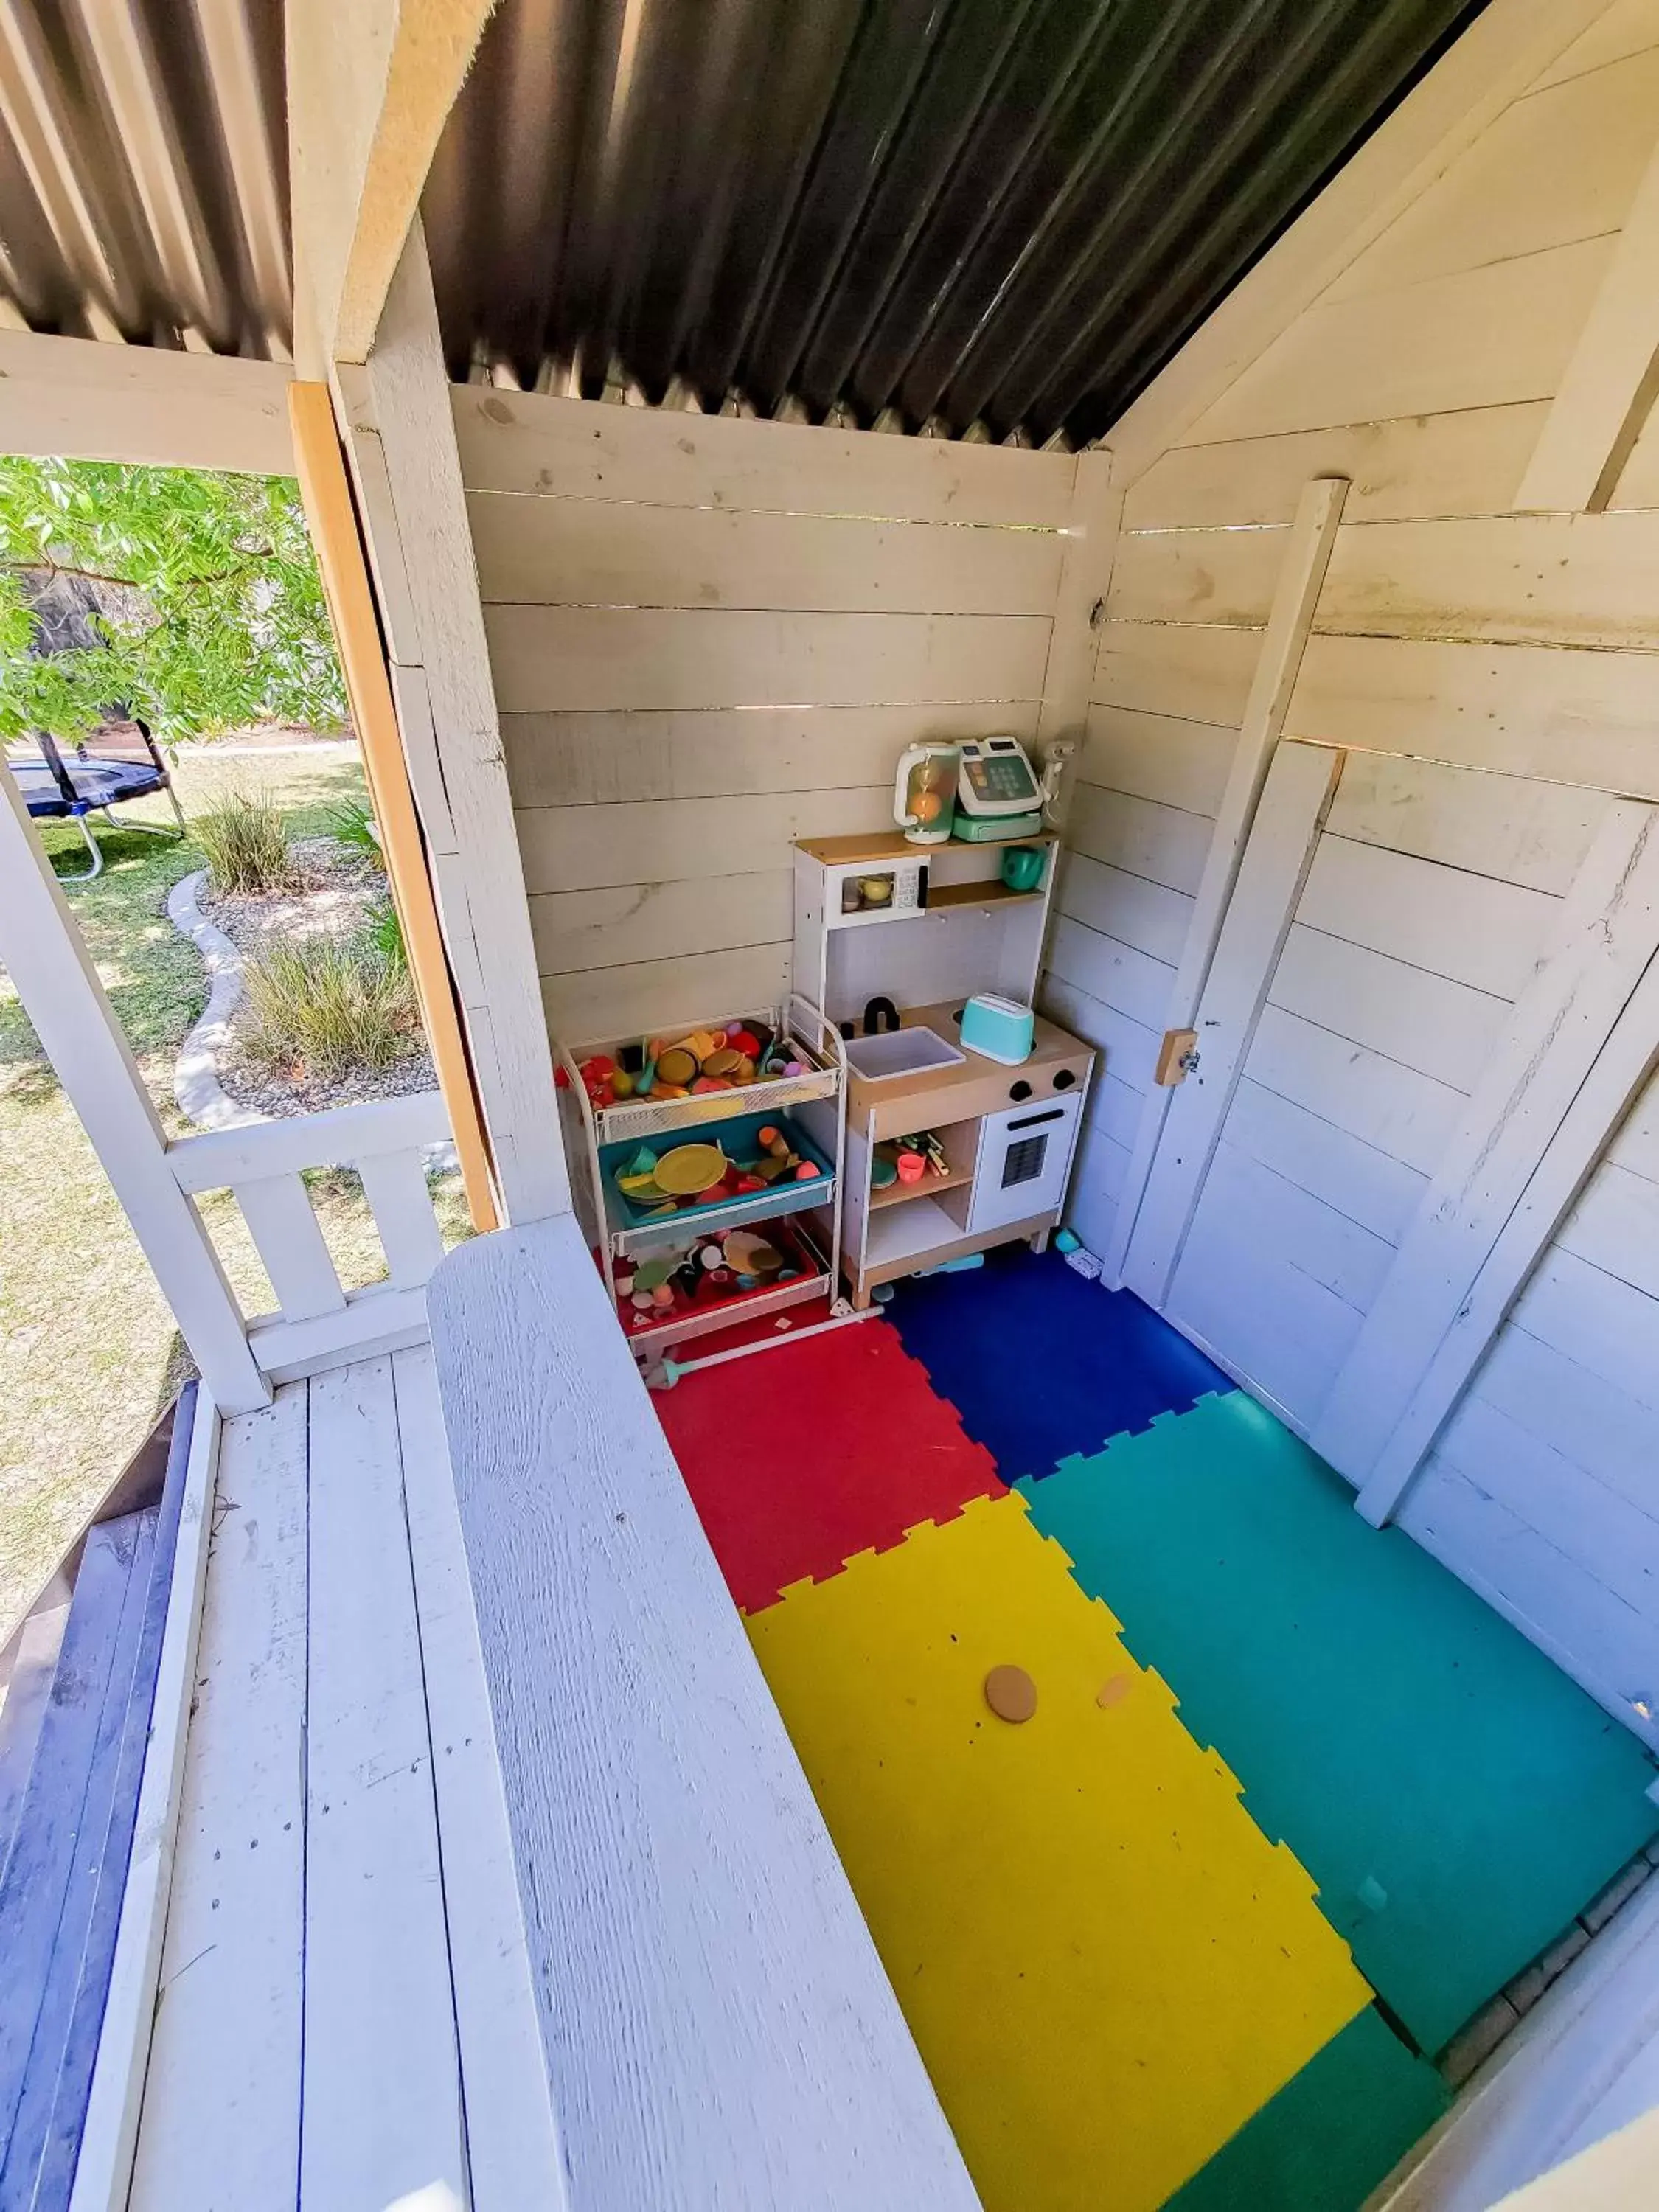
[0,741,467,1641]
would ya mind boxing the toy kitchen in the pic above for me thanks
[793,735,1095,1310]
[556,734,1093,1372]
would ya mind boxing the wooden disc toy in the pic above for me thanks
[654,1141,728,1195]
[656,1046,699,1086]
[984,1664,1037,1724]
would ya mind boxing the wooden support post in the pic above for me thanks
[1514,128,1659,513]
[0,770,268,1415]
[1311,801,1659,1521]
[1122,740,1345,1308]
[1105,474,1347,1287]
[288,379,500,1233]
[285,0,499,376]
[357,223,570,1224]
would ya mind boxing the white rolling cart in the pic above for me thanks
[555,992,869,1384]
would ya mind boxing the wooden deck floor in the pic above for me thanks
[128,1348,564,2212]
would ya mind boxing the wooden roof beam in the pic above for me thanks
[285,0,498,377]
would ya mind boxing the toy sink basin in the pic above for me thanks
[844,1028,966,1081]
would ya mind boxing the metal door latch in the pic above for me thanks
[1155,1028,1200,1085]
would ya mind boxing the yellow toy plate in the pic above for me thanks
[653,1141,728,1196]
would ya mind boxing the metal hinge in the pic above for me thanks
[1155,1028,1200,1086]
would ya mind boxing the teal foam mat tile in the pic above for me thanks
[1018,1389,1659,2054]
[1164,2006,1449,2212]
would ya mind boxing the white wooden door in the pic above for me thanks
[1122,743,1659,1450]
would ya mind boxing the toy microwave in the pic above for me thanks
[823,854,930,928]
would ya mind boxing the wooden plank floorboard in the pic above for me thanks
[0,1520,140,2159]
[392,1344,567,2211]
[128,1385,309,2212]
[2,1509,158,2207]
[301,1358,467,2211]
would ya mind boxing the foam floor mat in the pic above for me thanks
[746,1489,1368,2212]
[655,1316,1003,1614]
[1165,2006,1449,2212]
[1019,1388,1659,2053]
[888,1246,1230,1483]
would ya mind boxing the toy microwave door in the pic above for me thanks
[824,856,930,928]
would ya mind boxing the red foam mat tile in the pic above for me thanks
[655,1318,1006,1615]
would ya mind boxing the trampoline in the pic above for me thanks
[8,723,187,883]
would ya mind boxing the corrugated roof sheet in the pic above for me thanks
[0,0,1484,447]
[0,0,288,356]
[425,0,1486,447]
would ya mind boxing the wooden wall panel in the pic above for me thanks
[1322,48,1659,305]
[1288,634,1659,796]
[467,491,1064,616]
[1189,237,1613,445]
[484,606,1051,717]
[1115,509,1659,648]
[459,386,1073,1040]
[452,385,1075,526]
[1123,405,1548,530]
[502,701,1038,810]
[1094,1,1659,1718]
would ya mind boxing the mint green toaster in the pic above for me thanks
[960,994,1034,1066]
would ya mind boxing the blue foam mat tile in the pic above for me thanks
[887,1245,1231,1484]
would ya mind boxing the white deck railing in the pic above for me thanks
[167,1091,452,1382]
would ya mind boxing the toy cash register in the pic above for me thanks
[953,736,1045,842]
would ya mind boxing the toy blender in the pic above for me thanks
[894,742,959,844]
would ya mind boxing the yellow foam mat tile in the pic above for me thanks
[748,1491,1368,2212]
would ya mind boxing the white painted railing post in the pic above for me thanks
[0,768,269,1413]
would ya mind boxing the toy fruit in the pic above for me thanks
[611,1069,635,1099]
[728,1029,760,1057]
[793,1161,821,1180]
[757,1125,780,1147]
[736,1172,766,1193]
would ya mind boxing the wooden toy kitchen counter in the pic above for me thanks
[793,828,1096,1310]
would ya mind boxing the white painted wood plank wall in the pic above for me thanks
[1052,4,1659,1736]
[453,384,1075,1041]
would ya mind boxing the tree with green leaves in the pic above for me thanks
[0,457,348,749]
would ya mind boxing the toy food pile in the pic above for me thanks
[575,1021,809,1110]
[611,1222,813,1332]
[613,1124,822,1222]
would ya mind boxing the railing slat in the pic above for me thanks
[358,1152,446,1291]
[234,1178,347,1322]
[167,1092,450,1194]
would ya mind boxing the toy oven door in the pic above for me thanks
[967,1094,1082,1234]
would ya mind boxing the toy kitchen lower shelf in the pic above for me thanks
[842,999,1096,1309]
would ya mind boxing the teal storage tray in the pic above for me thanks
[600,1107,834,1250]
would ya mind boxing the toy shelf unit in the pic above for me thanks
[793,828,1060,1033]
[555,995,852,1371]
[791,834,1093,1310]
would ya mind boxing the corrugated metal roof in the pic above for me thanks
[0,0,288,356]
[425,0,1486,448]
[0,0,1484,447]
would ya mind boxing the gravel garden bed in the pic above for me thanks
[199,835,437,1118]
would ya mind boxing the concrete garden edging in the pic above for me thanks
[167,868,260,1133]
